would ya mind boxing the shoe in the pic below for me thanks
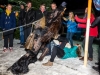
[17,43,21,44]
[79,57,93,61]
[20,45,24,48]
[9,47,13,52]
[38,48,49,61]
[3,47,8,52]
[92,66,99,72]
[21,43,25,45]
[42,61,53,66]
[95,62,99,65]
[79,57,84,60]
[88,58,93,61]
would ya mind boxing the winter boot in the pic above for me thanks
[42,61,53,66]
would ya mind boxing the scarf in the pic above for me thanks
[6,9,11,16]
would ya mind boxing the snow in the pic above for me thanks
[0,39,99,75]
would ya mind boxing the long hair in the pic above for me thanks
[68,12,75,22]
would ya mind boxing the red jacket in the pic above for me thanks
[75,14,98,37]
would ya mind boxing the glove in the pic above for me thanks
[61,1,67,7]
[3,29,5,31]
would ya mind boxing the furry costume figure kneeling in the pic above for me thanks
[7,49,38,75]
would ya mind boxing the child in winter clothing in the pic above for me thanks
[63,12,77,47]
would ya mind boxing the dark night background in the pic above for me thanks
[53,0,100,17]
[1,0,100,16]
[53,0,87,10]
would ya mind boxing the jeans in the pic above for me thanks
[3,30,14,48]
[20,26,24,44]
[82,36,94,58]
[24,26,31,42]
[50,46,65,62]
[67,32,74,47]
[75,32,81,40]
[46,41,57,55]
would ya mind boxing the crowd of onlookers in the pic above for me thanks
[0,0,99,73]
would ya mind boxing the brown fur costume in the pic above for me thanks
[7,7,66,75]
[41,8,66,43]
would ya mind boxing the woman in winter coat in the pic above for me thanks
[63,12,77,48]
[75,8,98,61]
[42,35,81,66]
[0,4,16,52]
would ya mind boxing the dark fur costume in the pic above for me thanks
[7,7,66,75]
[41,15,62,42]
[7,50,38,75]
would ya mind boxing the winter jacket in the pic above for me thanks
[91,16,100,27]
[18,9,25,25]
[62,46,78,59]
[0,11,16,30]
[75,13,98,37]
[54,36,78,59]
[35,10,47,21]
[24,8,35,25]
[63,20,77,33]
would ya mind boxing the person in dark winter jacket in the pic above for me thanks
[24,1,35,43]
[42,35,81,66]
[35,4,47,21]
[0,4,16,52]
[63,12,77,48]
[90,16,100,73]
[18,4,25,48]
[34,4,47,36]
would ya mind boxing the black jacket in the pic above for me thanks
[24,8,35,25]
[91,16,100,27]
[57,36,68,49]
[35,10,47,21]
[91,16,100,37]
[18,9,25,25]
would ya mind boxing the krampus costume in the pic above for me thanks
[7,5,66,75]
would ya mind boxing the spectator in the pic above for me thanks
[0,4,16,52]
[17,4,25,48]
[75,8,98,61]
[90,15,100,73]
[35,4,47,21]
[34,4,47,35]
[63,12,77,48]
[24,1,35,44]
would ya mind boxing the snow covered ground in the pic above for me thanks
[0,39,99,75]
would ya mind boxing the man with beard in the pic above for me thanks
[24,1,35,45]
